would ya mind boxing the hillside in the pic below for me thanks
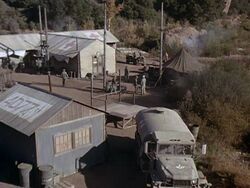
[1,0,249,56]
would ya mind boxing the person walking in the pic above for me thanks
[124,66,129,82]
[61,69,69,87]
[141,75,146,95]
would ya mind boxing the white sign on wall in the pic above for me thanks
[0,92,52,122]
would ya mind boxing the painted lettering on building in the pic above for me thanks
[0,92,52,122]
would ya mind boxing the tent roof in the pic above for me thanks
[164,48,205,73]
[0,33,40,51]
[0,29,119,53]
[48,35,95,59]
[49,29,119,43]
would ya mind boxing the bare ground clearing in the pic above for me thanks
[10,62,171,188]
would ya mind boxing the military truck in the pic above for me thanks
[126,52,144,65]
[135,107,211,188]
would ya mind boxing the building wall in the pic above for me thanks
[79,41,116,77]
[35,114,106,176]
[42,101,101,127]
[0,123,36,164]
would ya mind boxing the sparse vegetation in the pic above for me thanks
[180,61,250,187]
[201,17,250,57]
[0,0,249,55]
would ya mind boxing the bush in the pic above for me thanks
[112,17,160,50]
[180,61,250,187]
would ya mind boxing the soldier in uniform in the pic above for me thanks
[61,69,69,87]
[134,75,138,93]
[124,66,129,82]
[141,75,146,95]
[35,58,42,74]
[165,51,169,62]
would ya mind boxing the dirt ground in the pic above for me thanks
[9,62,171,188]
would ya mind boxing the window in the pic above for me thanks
[175,145,193,155]
[73,127,91,148]
[53,127,92,155]
[158,144,193,155]
[158,144,174,155]
[54,132,72,154]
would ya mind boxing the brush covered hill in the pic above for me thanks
[1,0,249,33]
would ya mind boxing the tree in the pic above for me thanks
[106,0,123,30]
[154,0,224,24]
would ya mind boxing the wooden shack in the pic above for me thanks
[0,84,106,178]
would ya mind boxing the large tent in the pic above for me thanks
[0,30,119,77]
[48,34,116,77]
[164,48,205,73]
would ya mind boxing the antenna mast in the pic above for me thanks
[37,6,49,70]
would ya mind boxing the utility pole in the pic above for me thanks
[160,2,164,80]
[44,7,49,69]
[103,0,107,89]
[154,2,164,88]
[38,6,43,50]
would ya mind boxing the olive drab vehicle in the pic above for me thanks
[135,108,211,188]
[126,52,144,65]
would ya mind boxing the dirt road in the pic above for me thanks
[9,62,171,188]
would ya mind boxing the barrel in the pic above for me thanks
[17,163,32,188]
[190,124,200,140]
[38,165,54,187]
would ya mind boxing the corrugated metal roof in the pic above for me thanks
[0,33,40,51]
[0,84,71,136]
[0,50,26,58]
[48,35,95,58]
[50,29,119,43]
[0,29,118,54]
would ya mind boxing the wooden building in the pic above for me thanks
[0,84,106,178]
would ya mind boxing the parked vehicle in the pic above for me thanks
[126,52,144,65]
[135,107,211,188]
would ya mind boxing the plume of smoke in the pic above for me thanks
[183,23,237,56]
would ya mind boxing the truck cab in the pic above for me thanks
[135,108,211,188]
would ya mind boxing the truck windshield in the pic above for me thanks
[158,144,193,155]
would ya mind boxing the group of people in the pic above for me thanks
[61,66,147,95]
[134,74,146,95]
[124,66,147,95]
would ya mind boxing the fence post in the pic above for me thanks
[105,95,108,112]
[48,71,52,92]
[119,69,121,102]
[91,74,93,106]
[133,92,136,104]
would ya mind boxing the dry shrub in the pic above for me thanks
[112,17,159,50]
[210,152,250,188]
[180,61,250,187]
[182,61,250,145]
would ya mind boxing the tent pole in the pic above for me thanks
[76,37,81,79]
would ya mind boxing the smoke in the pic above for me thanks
[182,22,237,56]
[49,16,77,31]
